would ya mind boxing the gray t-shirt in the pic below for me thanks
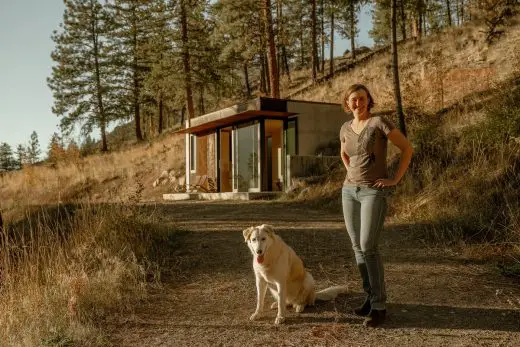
[339,115,396,187]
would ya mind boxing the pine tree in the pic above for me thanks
[105,0,160,140]
[276,0,291,82]
[311,0,318,83]
[284,0,311,69]
[67,140,81,161]
[47,132,66,164]
[80,135,97,156]
[262,0,279,97]
[139,0,179,133]
[27,131,41,164]
[48,0,117,152]
[391,0,407,136]
[0,143,15,171]
[327,0,340,76]
[188,1,227,115]
[337,0,360,58]
[179,0,196,127]
[16,144,27,169]
[212,0,262,99]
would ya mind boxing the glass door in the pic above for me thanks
[232,121,260,192]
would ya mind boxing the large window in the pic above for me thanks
[286,119,297,156]
[233,122,260,192]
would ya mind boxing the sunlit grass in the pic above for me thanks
[0,203,179,346]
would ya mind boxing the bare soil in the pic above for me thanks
[105,201,520,347]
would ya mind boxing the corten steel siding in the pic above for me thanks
[286,101,348,155]
[196,134,208,175]
[188,132,217,189]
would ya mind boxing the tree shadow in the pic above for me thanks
[384,303,520,332]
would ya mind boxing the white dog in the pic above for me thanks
[243,224,348,324]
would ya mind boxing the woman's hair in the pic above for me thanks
[342,84,375,112]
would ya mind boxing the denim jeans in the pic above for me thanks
[342,186,388,310]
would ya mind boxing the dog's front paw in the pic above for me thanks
[249,311,262,321]
[274,315,286,325]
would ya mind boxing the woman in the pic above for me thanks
[340,84,413,327]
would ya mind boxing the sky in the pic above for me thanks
[0,1,373,155]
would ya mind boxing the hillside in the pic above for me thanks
[2,17,518,214]
[1,14,520,347]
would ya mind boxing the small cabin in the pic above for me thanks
[173,97,350,198]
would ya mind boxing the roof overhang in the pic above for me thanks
[176,97,297,135]
[177,110,297,135]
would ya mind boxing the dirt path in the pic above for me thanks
[106,201,520,347]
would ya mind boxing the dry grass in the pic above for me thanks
[0,203,179,346]
[294,17,520,115]
[0,132,185,345]
[0,14,520,347]
[0,133,184,220]
[286,17,520,260]
[297,75,520,265]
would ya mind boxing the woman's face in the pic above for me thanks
[347,89,369,117]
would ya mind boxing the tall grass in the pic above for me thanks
[0,203,178,346]
[288,77,520,259]
[392,77,520,249]
[0,133,184,215]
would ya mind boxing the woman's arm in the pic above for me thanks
[373,129,413,188]
[340,139,350,169]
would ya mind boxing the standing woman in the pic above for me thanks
[340,84,413,327]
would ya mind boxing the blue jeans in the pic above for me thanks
[342,186,388,310]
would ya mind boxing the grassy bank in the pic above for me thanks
[393,77,520,249]
[285,77,520,266]
[0,203,180,346]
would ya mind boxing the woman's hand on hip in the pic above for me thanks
[373,178,398,188]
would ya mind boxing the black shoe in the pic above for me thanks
[353,296,371,316]
[363,309,386,328]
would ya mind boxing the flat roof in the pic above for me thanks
[176,110,297,134]
[177,97,297,135]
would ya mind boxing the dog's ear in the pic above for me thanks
[242,226,255,242]
[260,224,275,237]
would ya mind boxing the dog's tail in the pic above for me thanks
[315,285,348,301]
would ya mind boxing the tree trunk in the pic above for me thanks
[320,0,325,74]
[350,0,356,60]
[180,104,186,128]
[132,8,143,141]
[329,10,334,77]
[158,96,163,134]
[422,0,427,35]
[311,0,317,83]
[199,84,205,115]
[100,122,108,152]
[277,0,291,82]
[264,52,271,94]
[263,0,279,98]
[446,0,452,26]
[180,0,194,128]
[282,45,291,82]
[416,0,424,40]
[300,13,305,69]
[244,62,251,97]
[260,53,267,93]
[134,74,142,139]
[92,14,108,152]
[276,0,283,77]
[391,0,407,137]
[400,0,407,40]
[460,0,464,24]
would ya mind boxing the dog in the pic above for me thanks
[243,224,348,324]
